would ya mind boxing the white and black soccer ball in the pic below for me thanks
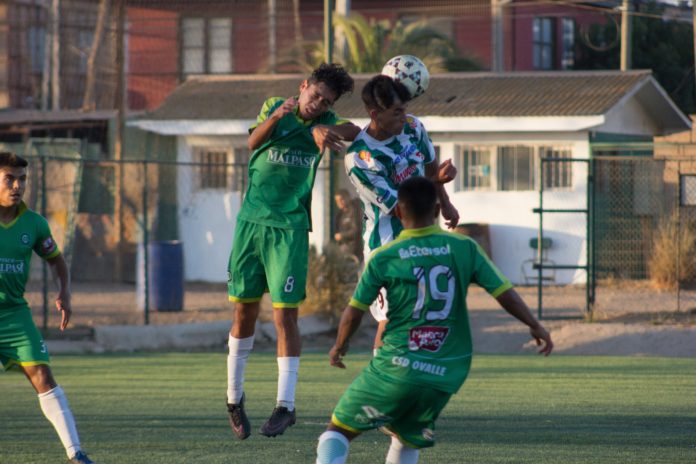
[381,55,430,99]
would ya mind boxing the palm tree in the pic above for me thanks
[280,13,481,74]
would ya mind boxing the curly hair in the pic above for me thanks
[0,152,28,168]
[308,63,354,100]
[361,75,411,112]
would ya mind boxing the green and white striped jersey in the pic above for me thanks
[345,115,436,251]
[350,225,513,393]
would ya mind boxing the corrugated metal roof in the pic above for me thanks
[140,70,655,121]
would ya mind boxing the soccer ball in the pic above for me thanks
[381,55,430,99]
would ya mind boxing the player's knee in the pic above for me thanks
[25,365,57,393]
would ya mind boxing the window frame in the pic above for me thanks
[180,16,233,78]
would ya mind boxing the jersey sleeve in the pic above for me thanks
[349,253,384,310]
[345,144,398,214]
[249,97,285,133]
[33,215,60,260]
[407,115,436,164]
[469,240,512,298]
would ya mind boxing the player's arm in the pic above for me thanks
[46,254,72,331]
[346,151,398,215]
[329,305,366,369]
[311,122,360,152]
[496,289,553,356]
[425,160,459,228]
[247,97,298,150]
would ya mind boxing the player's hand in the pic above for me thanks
[529,324,553,356]
[440,201,460,229]
[329,344,349,369]
[312,125,345,152]
[271,97,298,120]
[436,159,457,184]
[56,291,72,331]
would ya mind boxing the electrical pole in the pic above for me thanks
[620,0,632,70]
[491,0,504,72]
[324,0,334,63]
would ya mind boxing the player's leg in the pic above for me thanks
[226,219,267,439]
[2,308,94,463]
[316,424,359,464]
[385,436,420,464]
[260,226,307,437]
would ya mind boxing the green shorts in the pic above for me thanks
[228,219,308,307]
[331,366,452,449]
[0,306,50,371]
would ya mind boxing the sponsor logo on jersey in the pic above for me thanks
[267,149,316,168]
[392,163,418,184]
[20,233,30,245]
[358,150,372,162]
[0,258,25,274]
[406,116,418,130]
[41,237,56,254]
[398,244,451,259]
[409,326,450,352]
[391,355,448,376]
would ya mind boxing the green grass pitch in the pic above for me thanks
[1,352,694,463]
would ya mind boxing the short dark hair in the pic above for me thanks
[397,176,437,219]
[0,152,28,168]
[308,63,354,100]
[362,75,411,112]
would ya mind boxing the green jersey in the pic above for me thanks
[0,203,60,311]
[350,225,512,393]
[345,115,435,250]
[238,97,346,230]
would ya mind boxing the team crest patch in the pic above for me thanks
[20,233,30,245]
[358,150,372,162]
[408,326,449,352]
[41,237,56,254]
[406,116,418,130]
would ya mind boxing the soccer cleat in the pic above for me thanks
[69,451,95,464]
[259,406,296,437]
[227,394,251,440]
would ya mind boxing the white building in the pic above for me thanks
[131,71,690,284]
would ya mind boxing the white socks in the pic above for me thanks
[277,356,300,410]
[316,430,350,464]
[385,436,420,464]
[38,386,81,459]
[227,335,254,404]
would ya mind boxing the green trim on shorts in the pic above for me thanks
[229,296,263,303]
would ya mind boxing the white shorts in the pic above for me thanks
[364,241,389,321]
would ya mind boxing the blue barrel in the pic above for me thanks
[146,241,184,311]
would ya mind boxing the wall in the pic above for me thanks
[435,131,590,285]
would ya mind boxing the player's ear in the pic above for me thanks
[394,204,403,221]
[299,80,309,93]
[368,108,379,120]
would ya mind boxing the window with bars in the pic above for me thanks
[498,145,534,191]
[181,17,232,76]
[540,146,573,189]
[453,145,492,192]
[453,144,573,192]
[194,147,248,191]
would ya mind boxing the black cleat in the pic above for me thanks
[69,451,95,464]
[227,394,251,440]
[260,406,296,437]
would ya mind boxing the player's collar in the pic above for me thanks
[0,201,27,228]
[398,224,442,238]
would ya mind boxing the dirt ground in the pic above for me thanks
[26,280,696,356]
